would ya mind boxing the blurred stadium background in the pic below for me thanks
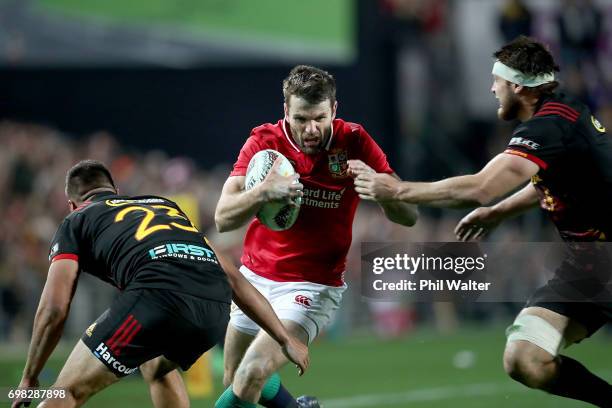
[1,0,611,406]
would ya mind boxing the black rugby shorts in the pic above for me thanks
[82,288,229,377]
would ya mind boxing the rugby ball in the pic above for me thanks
[245,149,301,231]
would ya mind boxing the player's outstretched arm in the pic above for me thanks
[354,154,539,209]
[214,159,303,232]
[455,183,539,241]
[348,160,418,226]
[13,259,79,408]
[210,244,309,375]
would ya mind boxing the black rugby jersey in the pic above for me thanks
[49,192,231,302]
[504,93,612,241]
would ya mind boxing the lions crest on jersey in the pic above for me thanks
[328,149,348,178]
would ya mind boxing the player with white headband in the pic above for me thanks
[354,36,612,406]
[491,60,555,88]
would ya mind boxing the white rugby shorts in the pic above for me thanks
[229,265,347,343]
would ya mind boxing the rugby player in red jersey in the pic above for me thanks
[214,65,418,408]
[354,37,612,406]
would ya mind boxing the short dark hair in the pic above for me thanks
[494,36,560,93]
[65,159,115,201]
[283,65,336,106]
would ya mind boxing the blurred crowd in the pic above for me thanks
[499,0,612,111]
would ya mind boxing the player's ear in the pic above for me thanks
[283,102,288,119]
[332,100,338,119]
[513,84,524,94]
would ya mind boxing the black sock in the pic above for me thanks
[259,383,297,408]
[547,355,612,407]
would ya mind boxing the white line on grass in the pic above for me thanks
[323,370,612,408]
[322,382,522,407]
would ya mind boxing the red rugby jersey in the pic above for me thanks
[230,118,393,286]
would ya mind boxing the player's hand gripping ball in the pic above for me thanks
[245,149,301,231]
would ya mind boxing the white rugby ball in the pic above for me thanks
[245,149,301,231]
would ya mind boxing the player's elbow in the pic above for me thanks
[404,206,419,226]
[214,208,231,233]
[382,202,418,226]
[227,277,247,302]
[215,216,229,233]
[394,207,418,227]
[472,187,495,207]
[38,304,69,324]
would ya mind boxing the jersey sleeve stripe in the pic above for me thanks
[536,102,579,121]
[534,109,578,122]
[538,105,580,118]
[51,254,79,263]
[504,148,549,170]
[542,102,579,117]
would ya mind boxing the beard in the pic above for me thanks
[292,127,331,155]
[497,96,520,121]
[300,143,321,155]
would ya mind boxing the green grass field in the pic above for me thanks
[2,325,610,407]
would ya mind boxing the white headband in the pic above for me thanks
[492,60,555,87]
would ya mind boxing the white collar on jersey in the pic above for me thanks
[282,118,335,153]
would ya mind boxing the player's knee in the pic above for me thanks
[141,361,168,383]
[140,357,179,383]
[146,371,175,388]
[503,341,531,381]
[236,359,274,389]
[140,361,158,383]
[503,342,558,389]
[504,314,564,389]
[239,362,267,386]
